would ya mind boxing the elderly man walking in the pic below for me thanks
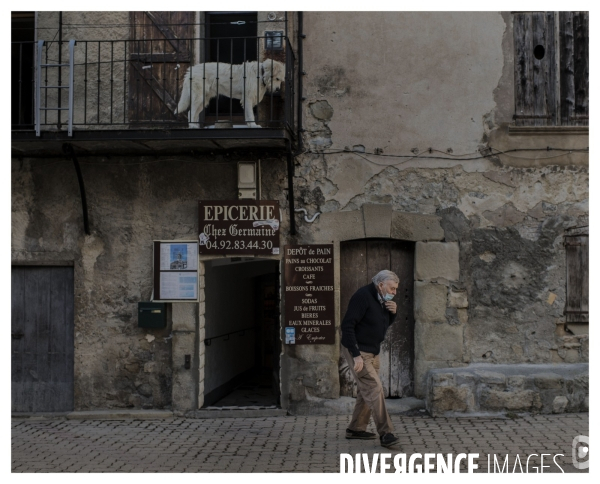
[341,269,400,448]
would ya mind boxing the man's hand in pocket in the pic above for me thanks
[353,355,364,373]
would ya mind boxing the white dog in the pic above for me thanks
[175,60,285,128]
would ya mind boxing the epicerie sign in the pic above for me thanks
[198,200,280,255]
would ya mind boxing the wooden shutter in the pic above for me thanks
[129,12,194,124]
[513,12,557,126]
[560,11,589,126]
[564,233,588,323]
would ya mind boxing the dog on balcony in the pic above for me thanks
[175,60,285,128]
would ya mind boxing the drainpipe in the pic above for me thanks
[287,148,296,236]
[295,11,304,157]
[63,144,91,235]
[57,12,62,129]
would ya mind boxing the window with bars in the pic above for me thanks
[513,11,588,126]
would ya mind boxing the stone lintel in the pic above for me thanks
[313,210,365,242]
[362,203,392,238]
[391,212,444,241]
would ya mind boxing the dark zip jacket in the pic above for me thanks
[341,282,397,357]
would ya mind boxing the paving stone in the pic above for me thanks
[11,413,588,473]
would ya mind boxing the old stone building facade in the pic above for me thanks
[12,11,588,417]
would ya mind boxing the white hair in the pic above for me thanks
[372,270,399,286]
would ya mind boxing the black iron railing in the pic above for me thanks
[11,36,296,134]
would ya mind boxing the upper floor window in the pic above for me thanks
[513,12,588,126]
[11,12,35,128]
[204,12,258,122]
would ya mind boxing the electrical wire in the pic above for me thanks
[303,146,588,165]
[25,146,587,169]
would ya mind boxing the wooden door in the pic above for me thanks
[204,12,258,123]
[129,11,194,124]
[12,266,74,412]
[340,239,415,397]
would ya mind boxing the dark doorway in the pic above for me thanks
[203,258,280,408]
[12,266,75,412]
[205,12,258,122]
[12,12,35,128]
[339,239,415,397]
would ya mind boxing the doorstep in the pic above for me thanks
[12,412,70,420]
[184,406,288,419]
[66,409,174,420]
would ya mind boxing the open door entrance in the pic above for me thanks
[339,239,415,398]
[203,258,280,408]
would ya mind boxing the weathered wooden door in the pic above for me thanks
[129,11,194,124]
[340,239,415,397]
[12,266,74,412]
[204,12,258,122]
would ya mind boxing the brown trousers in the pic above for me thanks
[342,346,394,436]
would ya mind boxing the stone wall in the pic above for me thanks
[11,153,287,410]
[14,11,589,414]
[426,363,589,417]
[283,11,588,412]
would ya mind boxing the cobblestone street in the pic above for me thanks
[11,413,588,473]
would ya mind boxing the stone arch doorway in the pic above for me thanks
[339,238,415,398]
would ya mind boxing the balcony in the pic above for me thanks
[12,34,297,157]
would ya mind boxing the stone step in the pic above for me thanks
[184,408,288,419]
[12,412,70,420]
[288,396,426,416]
[385,397,427,414]
[66,409,174,420]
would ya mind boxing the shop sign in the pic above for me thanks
[284,244,335,344]
[198,200,280,255]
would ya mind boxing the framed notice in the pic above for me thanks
[153,241,199,301]
[284,244,335,344]
[198,200,280,255]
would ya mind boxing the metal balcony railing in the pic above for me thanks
[12,36,297,136]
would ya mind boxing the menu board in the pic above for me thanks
[153,241,199,301]
[284,244,335,344]
[198,200,280,255]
